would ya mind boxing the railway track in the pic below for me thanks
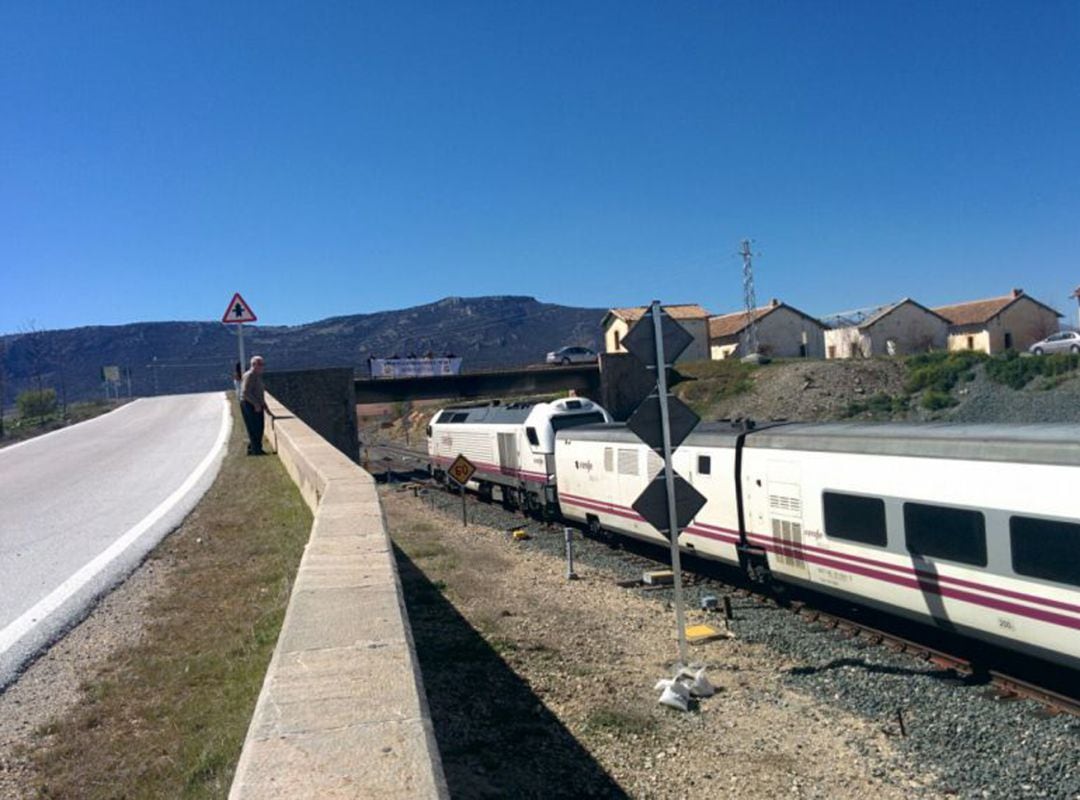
[366,438,1080,718]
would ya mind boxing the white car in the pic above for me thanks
[1029,331,1080,355]
[545,346,598,365]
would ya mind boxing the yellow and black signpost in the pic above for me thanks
[447,454,476,527]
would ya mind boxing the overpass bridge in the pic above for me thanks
[263,354,651,464]
[354,363,601,404]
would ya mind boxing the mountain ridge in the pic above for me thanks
[1,296,606,404]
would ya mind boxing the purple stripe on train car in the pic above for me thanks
[557,493,1080,628]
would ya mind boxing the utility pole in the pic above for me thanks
[740,239,760,357]
[1071,286,1080,330]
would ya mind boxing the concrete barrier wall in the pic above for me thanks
[230,394,448,799]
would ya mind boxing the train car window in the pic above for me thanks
[448,412,468,423]
[604,447,614,472]
[435,411,452,423]
[550,412,605,432]
[698,455,711,475]
[646,450,663,474]
[903,503,987,566]
[525,427,539,446]
[565,400,582,409]
[823,492,887,546]
[1010,516,1080,588]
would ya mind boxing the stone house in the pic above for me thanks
[824,299,949,359]
[933,289,1062,354]
[708,299,826,360]
[602,304,710,363]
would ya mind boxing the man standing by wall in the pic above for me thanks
[240,355,267,455]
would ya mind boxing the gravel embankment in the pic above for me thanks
[382,472,1079,800]
[948,371,1080,423]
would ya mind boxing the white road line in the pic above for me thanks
[0,393,232,658]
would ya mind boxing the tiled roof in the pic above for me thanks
[708,306,775,338]
[607,304,709,322]
[934,291,1062,325]
[708,301,824,338]
[933,293,1018,326]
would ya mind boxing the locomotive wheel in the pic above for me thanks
[588,516,620,548]
[501,487,518,511]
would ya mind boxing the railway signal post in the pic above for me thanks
[622,302,706,687]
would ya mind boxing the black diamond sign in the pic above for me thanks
[632,472,707,538]
[622,307,694,368]
[627,394,700,455]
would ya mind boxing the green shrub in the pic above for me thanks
[844,392,908,418]
[904,351,985,394]
[985,352,1079,389]
[921,390,957,410]
[17,388,57,421]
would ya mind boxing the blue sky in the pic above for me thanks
[3,1,1078,333]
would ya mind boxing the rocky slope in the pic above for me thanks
[698,358,1080,424]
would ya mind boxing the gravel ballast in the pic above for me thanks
[382,475,1079,800]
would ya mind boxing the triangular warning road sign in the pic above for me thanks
[221,292,257,324]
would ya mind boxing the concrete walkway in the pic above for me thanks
[229,395,447,799]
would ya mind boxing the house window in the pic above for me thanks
[823,492,887,546]
[904,502,987,566]
[614,331,622,351]
[1004,332,1013,350]
[1010,516,1080,587]
[828,345,836,359]
[967,336,974,350]
[799,343,807,358]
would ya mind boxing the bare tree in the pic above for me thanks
[18,322,67,419]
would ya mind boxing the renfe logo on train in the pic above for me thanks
[447,454,476,487]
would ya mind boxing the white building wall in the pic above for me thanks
[863,303,947,355]
[824,326,869,359]
[755,309,825,358]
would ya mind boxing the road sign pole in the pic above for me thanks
[650,301,689,667]
[237,323,246,371]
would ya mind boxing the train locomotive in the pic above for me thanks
[430,403,1080,671]
[427,397,611,515]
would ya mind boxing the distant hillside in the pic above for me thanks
[0,296,605,404]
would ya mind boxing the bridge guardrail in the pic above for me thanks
[229,393,448,799]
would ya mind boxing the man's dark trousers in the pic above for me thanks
[241,401,265,454]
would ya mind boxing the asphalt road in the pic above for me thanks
[0,393,231,688]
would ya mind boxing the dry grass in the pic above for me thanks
[23,403,312,799]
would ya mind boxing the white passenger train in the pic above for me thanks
[428,401,1080,670]
[427,397,611,515]
[555,421,1080,672]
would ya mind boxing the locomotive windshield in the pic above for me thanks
[550,412,606,432]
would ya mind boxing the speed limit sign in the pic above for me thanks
[447,454,476,487]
